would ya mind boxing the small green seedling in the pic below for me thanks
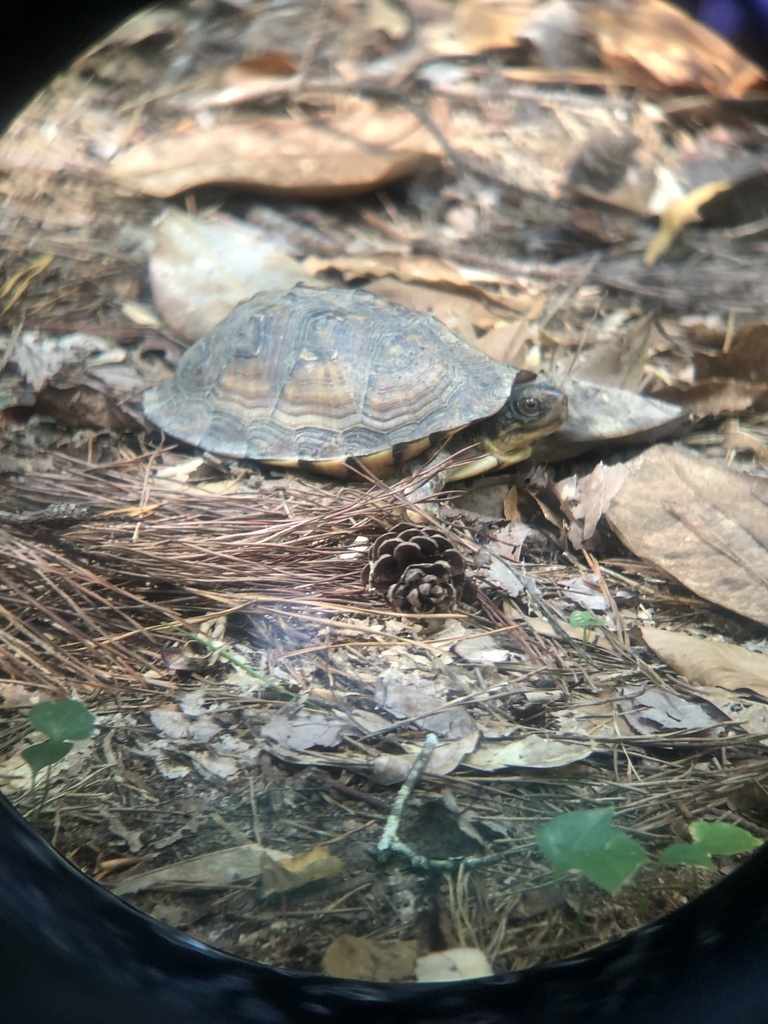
[659,820,762,869]
[569,609,607,648]
[22,698,95,818]
[536,807,649,896]
[536,808,762,910]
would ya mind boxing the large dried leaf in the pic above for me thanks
[304,252,471,288]
[695,320,768,384]
[466,735,593,771]
[606,445,768,626]
[557,462,629,548]
[454,0,537,52]
[375,676,478,740]
[109,104,442,199]
[10,331,146,432]
[322,934,416,982]
[372,730,479,785]
[262,707,390,753]
[620,686,723,735]
[113,843,290,896]
[261,845,343,895]
[641,625,768,700]
[653,379,767,418]
[360,278,499,337]
[652,319,768,415]
[583,0,767,98]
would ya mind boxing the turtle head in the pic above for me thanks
[442,372,566,483]
[485,371,568,457]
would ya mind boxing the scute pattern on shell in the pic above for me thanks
[143,286,519,464]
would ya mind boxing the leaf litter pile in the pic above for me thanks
[1,0,768,984]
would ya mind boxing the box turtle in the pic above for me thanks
[143,286,567,481]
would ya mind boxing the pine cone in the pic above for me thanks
[363,524,466,613]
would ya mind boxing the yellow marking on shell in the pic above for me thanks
[263,437,432,480]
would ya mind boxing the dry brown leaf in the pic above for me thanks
[454,0,536,52]
[482,552,526,598]
[364,278,499,338]
[262,706,390,753]
[651,379,767,418]
[474,316,532,365]
[375,676,478,739]
[641,625,768,700]
[583,0,767,98]
[620,686,723,735]
[304,252,470,289]
[149,706,222,742]
[371,730,479,784]
[453,633,514,664]
[261,845,344,895]
[566,314,657,393]
[551,702,631,741]
[556,462,628,549]
[561,574,612,615]
[503,485,521,523]
[427,731,480,774]
[466,735,593,771]
[109,104,442,199]
[322,934,417,982]
[653,319,768,416]
[9,330,146,433]
[694,320,768,385]
[371,751,415,787]
[605,445,768,626]
[113,843,289,897]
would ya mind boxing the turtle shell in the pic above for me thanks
[143,286,521,475]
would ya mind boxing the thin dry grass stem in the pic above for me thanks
[1,533,167,693]
[3,447,764,877]
[2,449,526,697]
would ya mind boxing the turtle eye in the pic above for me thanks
[514,393,543,418]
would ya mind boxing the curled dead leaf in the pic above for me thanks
[110,104,442,199]
[113,843,289,897]
[467,735,593,771]
[583,0,766,98]
[641,625,768,700]
[322,934,416,982]
[605,445,768,627]
[261,845,344,895]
